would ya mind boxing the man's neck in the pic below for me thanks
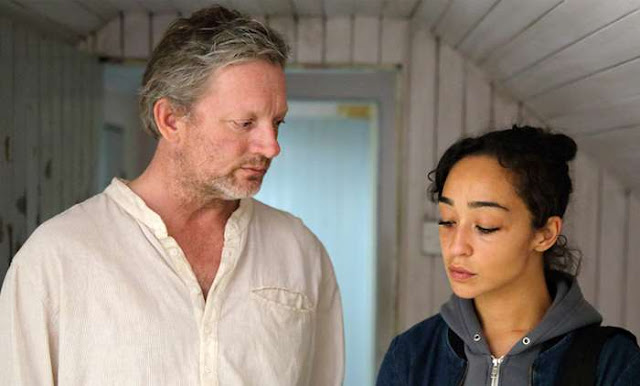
[128,156,239,234]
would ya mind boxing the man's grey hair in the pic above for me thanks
[139,5,290,138]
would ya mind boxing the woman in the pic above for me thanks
[377,126,640,385]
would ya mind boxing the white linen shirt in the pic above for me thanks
[0,178,345,386]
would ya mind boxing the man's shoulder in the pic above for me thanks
[250,199,318,239]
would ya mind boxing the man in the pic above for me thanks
[0,6,344,385]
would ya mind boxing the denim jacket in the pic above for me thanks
[377,314,640,386]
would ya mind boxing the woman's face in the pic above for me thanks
[438,155,546,300]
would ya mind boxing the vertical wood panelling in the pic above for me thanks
[566,153,600,304]
[62,45,74,208]
[520,107,545,128]
[12,25,28,257]
[25,30,40,234]
[0,18,13,278]
[39,37,54,223]
[626,195,640,336]
[96,16,122,58]
[152,13,179,50]
[492,87,519,129]
[268,16,296,63]
[124,12,150,59]
[353,16,380,64]
[72,50,83,204]
[464,62,491,135]
[381,18,409,65]
[325,16,352,64]
[296,17,323,64]
[436,43,464,159]
[597,171,627,326]
[398,24,437,332]
[51,42,64,216]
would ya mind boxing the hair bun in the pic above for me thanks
[548,133,577,163]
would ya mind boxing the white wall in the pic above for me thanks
[86,10,640,356]
[0,17,103,283]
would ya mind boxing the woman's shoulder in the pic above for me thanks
[598,330,640,383]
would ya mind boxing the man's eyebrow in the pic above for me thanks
[468,201,510,211]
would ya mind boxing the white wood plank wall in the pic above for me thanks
[87,9,640,342]
[0,17,103,283]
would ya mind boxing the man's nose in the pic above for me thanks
[254,124,281,159]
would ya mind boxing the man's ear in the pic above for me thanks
[153,98,185,142]
[533,216,562,253]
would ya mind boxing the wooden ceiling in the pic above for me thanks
[4,0,640,190]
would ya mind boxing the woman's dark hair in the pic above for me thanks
[428,125,581,276]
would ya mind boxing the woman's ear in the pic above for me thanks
[153,98,184,142]
[533,216,563,252]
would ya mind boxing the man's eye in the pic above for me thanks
[233,120,254,129]
[476,226,499,234]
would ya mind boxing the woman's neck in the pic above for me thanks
[474,267,552,357]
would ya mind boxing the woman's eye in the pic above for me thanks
[438,220,455,228]
[476,225,499,234]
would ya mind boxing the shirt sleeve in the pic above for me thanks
[0,262,58,386]
[308,245,345,386]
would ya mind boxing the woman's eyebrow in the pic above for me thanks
[468,201,510,211]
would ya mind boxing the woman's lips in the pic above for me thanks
[449,266,476,281]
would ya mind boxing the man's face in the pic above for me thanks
[176,60,287,200]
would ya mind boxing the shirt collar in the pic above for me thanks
[104,178,254,239]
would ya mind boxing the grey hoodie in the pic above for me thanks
[440,272,602,386]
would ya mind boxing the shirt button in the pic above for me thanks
[204,326,212,335]
[169,249,178,257]
[204,366,212,374]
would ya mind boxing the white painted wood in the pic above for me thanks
[24,30,40,234]
[323,0,356,15]
[492,87,518,129]
[436,43,464,159]
[151,12,178,50]
[62,44,74,209]
[520,107,545,128]
[483,0,640,80]
[626,194,640,336]
[506,9,640,100]
[0,17,13,277]
[258,0,293,15]
[51,42,64,215]
[11,25,28,257]
[324,16,352,64]
[549,94,640,135]
[124,12,150,59]
[381,17,409,65]
[267,16,296,63]
[296,17,323,64]
[96,15,122,58]
[432,258,451,315]
[72,51,84,204]
[434,0,498,48]
[20,1,102,35]
[528,59,640,119]
[414,0,451,30]
[354,0,384,16]
[464,61,491,135]
[458,0,561,63]
[353,15,379,64]
[397,26,437,332]
[291,0,323,16]
[39,37,55,223]
[382,0,421,18]
[226,0,263,15]
[81,55,92,200]
[597,171,627,326]
[565,153,600,305]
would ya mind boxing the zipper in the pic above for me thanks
[490,356,504,386]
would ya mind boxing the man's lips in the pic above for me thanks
[448,266,476,281]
